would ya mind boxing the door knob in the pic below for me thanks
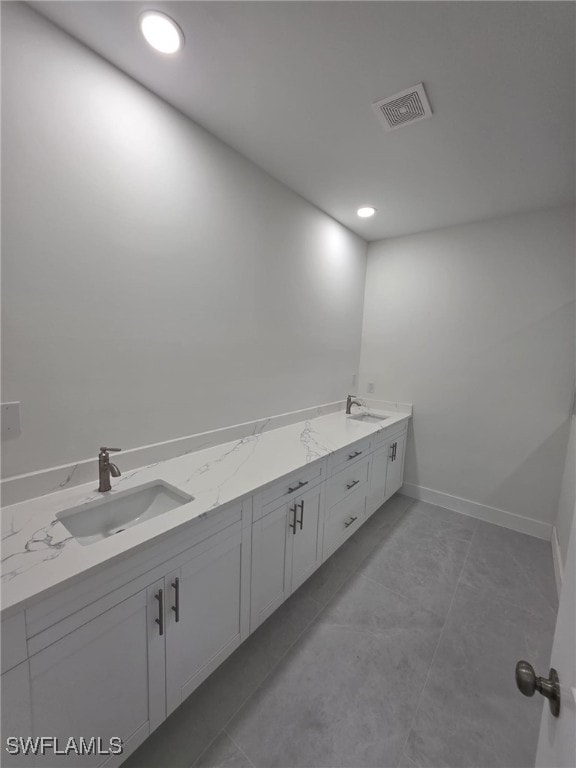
[515,660,561,717]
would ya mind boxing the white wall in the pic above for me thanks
[1,4,367,478]
[554,235,576,567]
[359,207,575,529]
[555,416,575,568]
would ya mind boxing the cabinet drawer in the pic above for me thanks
[323,487,366,559]
[326,456,370,509]
[254,461,325,520]
[328,437,371,476]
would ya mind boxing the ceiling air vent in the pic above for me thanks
[371,83,432,132]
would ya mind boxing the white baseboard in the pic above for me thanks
[400,482,553,541]
[551,526,563,597]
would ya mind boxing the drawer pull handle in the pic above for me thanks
[171,577,180,623]
[344,516,358,528]
[348,451,362,460]
[393,442,397,461]
[297,500,304,530]
[346,479,360,490]
[288,480,309,494]
[155,589,164,636]
[289,504,298,534]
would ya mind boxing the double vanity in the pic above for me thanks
[1,406,409,766]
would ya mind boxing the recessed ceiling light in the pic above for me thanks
[140,11,184,54]
[357,206,376,218]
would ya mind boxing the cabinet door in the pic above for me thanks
[290,484,324,592]
[366,445,390,517]
[165,526,247,714]
[250,503,293,632]
[26,582,164,767]
[385,433,407,499]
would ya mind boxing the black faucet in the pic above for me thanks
[98,447,122,492]
[346,395,362,414]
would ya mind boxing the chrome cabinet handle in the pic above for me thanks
[389,445,394,459]
[297,500,304,530]
[288,480,309,494]
[348,450,362,460]
[289,504,298,534]
[346,479,360,490]
[344,516,358,528]
[171,577,180,623]
[155,589,164,636]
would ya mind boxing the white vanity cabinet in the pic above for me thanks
[385,432,406,499]
[366,427,407,517]
[366,444,390,518]
[2,502,252,766]
[1,414,410,767]
[323,446,371,559]
[250,481,324,631]
[165,519,250,714]
[25,582,162,767]
[290,483,324,591]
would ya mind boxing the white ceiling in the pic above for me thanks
[29,1,575,241]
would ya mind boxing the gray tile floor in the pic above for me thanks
[125,495,557,768]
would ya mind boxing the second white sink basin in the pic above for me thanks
[348,412,389,424]
[56,480,193,546]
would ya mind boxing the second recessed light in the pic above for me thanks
[357,206,376,218]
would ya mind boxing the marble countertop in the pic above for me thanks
[1,409,409,617]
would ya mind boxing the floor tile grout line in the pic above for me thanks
[192,583,329,765]
[457,520,559,621]
[190,727,257,768]
[503,544,559,613]
[298,499,416,614]
[342,501,478,622]
[317,501,416,609]
[393,516,479,768]
[357,572,446,618]
[455,577,558,624]
[398,749,418,768]
[190,730,232,768]
[224,730,258,768]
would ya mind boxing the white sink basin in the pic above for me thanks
[56,481,193,546]
[348,412,389,424]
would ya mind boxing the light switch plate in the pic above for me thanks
[2,402,21,439]
[367,382,375,394]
